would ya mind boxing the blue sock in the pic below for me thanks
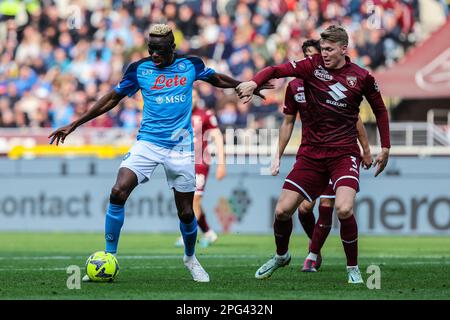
[105,203,125,254]
[180,217,198,257]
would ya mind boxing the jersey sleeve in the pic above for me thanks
[253,56,314,87]
[187,56,216,81]
[363,72,391,149]
[204,110,219,131]
[283,83,298,115]
[114,62,140,97]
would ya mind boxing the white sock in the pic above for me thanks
[307,252,318,261]
[347,265,358,270]
[276,252,289,260]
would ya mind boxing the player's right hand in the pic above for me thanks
[361,151,373,170]
[271,157,280,176]
[236,81,257,103]
[48,123,77,145]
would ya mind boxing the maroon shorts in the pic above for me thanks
[283,153,361,202]
[195,164,210,195]
[319,180,335,199]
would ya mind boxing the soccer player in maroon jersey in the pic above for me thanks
[175,88,225,248]
[237,25,390,284]
[273,39,373,273]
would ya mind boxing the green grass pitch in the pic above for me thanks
[0,233,449,300]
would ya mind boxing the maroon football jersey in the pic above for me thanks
[192,106,219,166]
[284,78,315,147]
[254,54,390,157]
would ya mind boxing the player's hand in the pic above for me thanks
[216,164,226,181]
[48,123,77,145]
[254,81,275,100]
[373,147,389,177]
[271,157,280,176]
[236,81,257,104]
[361,150,373,170]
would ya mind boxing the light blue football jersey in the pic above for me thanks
[114,55,216,150]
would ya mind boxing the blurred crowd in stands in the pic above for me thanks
[0,0,448,131]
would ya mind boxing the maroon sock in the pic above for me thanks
[339,215,358,266]
[197,210,210,233]
[298,209,315,239]
[274,217,293,256]
[310,205,333,254]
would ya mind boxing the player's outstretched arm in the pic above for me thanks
[272,114,296,176]
[356,116,372,169]
[204,73,273,99]
[236,60,307,104]
[48,90,125,145]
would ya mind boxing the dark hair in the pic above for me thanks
[301,39,320,55]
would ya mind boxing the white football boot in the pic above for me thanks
[183,255,210,282]
[255,253,291,279]
[347,266,364,284]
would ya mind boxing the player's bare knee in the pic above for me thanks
[178,210,195,223]
[299,201,314,214]
[110,186,129,205]
[320,198,334,208]
[275,206,292,221]
[335,203,353,219]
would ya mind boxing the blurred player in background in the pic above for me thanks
[49,24,268,283]
[272,39,372,273]
[175,88,225,248]
[237,25,390,284]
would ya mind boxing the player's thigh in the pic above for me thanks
[119,141,162,184]
[275,189,306,220]
[112,167,139,193]
[334,186,356,219]
[164,149,196,193]
[283,156,329,203]
[328,154,361,194]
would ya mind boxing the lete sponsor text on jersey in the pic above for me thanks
[151,74,187,90]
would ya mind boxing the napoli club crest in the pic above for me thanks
[346,76,357,88]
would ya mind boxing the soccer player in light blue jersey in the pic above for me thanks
[49,24,269,282]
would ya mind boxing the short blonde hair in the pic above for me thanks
[320,25,348,46]
[149,24,172,36]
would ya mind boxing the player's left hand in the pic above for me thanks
[361,151,373,170]
[216,164,226,181]
[373,147,389,177]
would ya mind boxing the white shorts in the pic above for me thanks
[120,140,196,193]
